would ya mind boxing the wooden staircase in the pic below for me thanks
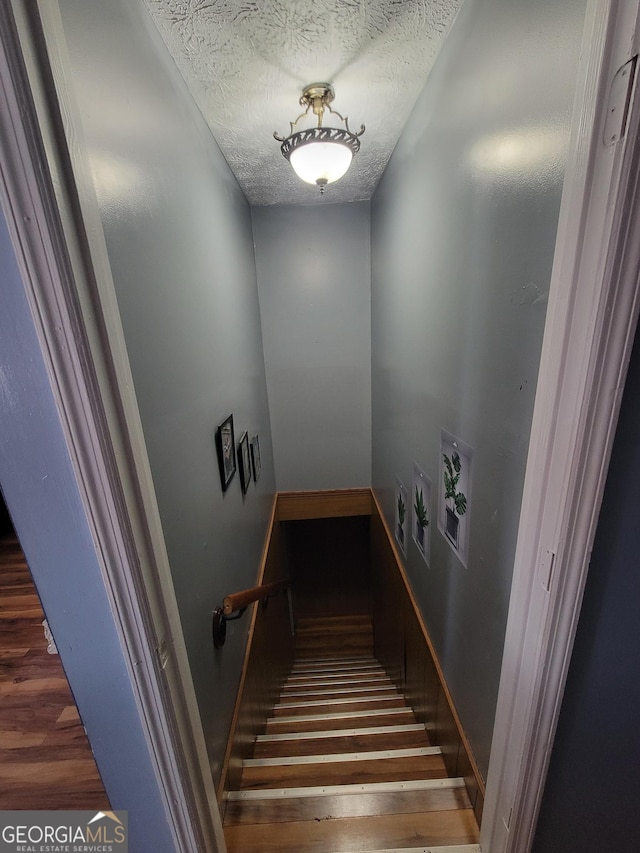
[223,616,480,852]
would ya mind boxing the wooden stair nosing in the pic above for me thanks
[252,726,431,759]
[283,674,391,687]
[286,665,386,677]
[295,615,373,628]
[290,655,379,666]
[243,746,442,767]
[227,776,467,801]
[267,707,413,725]
[274,695,405,711]
[295,625,373,635]
[256,722,426,742]
[279,685,398,699]
[290,662,381,674]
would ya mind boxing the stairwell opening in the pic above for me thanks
[220,495,482,851]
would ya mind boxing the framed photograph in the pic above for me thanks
[250,434,261,483]
[394,477,408,557]
[215,414,236,492]
[438,430,473,567]
[412,463,432,566]
[238,431,252,495]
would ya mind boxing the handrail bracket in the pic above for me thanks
[212,578,288,649]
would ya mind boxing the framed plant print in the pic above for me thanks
[250,434,261,483]
[215,414,236,492]
[238,431,252,495]
[394,477,408,557]
[438,429,473,567]
[412,463,431,566]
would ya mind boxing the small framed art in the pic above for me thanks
[215,414,236,492]
[412,462,431,566]
[250,434,261,483]
[238,431,252,495]
[438,429,473,567]
[395,477,408,557]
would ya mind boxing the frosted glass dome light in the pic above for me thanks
[275,83,365,195]
[289,141,353,187]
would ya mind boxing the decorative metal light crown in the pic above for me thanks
[274,83,365,194]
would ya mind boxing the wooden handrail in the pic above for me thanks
[223,579,288,616]
[213,578,289,648]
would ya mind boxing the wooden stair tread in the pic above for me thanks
[296,644,374,659]
[224,615,478,850]
[279,681,398,701]
[253,726,432,758]
[265,708,415,734]
[224,784,472,826]
[291,657,379,669]
[282,674,392,685]
[288,666,384,678]
[223,808,478,852]
[295,617,375,659]
[282,682,394,696]
[295,616,373,629]
[239,754,448,789]
[273,696,406,715]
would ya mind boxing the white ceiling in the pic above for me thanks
[142,0,462,206]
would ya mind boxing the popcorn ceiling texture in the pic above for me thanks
[142,0,462,205]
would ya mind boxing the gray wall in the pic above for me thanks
[533,328,640,851]
[0,209,175,850]
[57,0,276,783]
[252,203,371,491]
[370,0,587,777]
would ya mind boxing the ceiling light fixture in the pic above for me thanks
[274,83,365,194]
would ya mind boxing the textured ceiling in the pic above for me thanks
[142,0,462,206]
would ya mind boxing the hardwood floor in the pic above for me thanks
[0,534,110,809]
[223,615,480,852]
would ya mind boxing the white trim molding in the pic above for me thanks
[0,3,224,850]
[483,1,640,850]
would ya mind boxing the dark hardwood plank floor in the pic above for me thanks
[0,534,109,810]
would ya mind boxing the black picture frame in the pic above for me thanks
[238,431,251,495]
[250,434,261,483]
[215,414,236,492]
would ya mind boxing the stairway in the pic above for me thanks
[223,616,480,852]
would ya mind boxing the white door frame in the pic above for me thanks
[2,0,639,851]
[0,3,226,851]
[483,1,640,850]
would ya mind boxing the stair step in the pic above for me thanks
[279,685,398,700]
[228,776,466,801]
[253,724,430,758]
[244,746,441,767]
[291,656,378,668]
[224,783,472,828]
[333,848,481,853]
[224,810,478,853]
[295,619,374,658]
[295,642,374,659]
[224,629,478,852]
[286,666,387,678]
[273,695,405,714]
[291,658,382,675]
[239,754,447,790]
[284,673,390,687]
[295,615,373,630]
[266,707,414,734]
